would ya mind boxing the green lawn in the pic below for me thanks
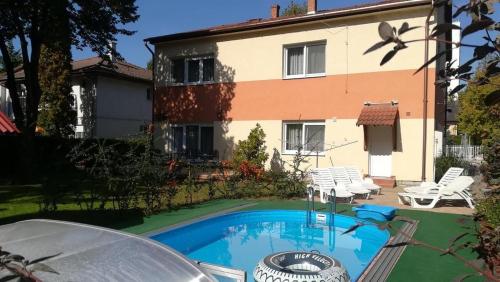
[0,185,481,282]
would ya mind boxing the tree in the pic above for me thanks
[281,1,307,17]
[0,40,21,72]
[146,58,153,71]
[37,2,76,137]
[0,0,139,135]
[457,69,500,145]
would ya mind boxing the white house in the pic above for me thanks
[0,56,152,138]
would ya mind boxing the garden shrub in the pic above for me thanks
[476,193,500,228]
[481,138,500,186]
[434,154,470,181]
[232,123,269,171]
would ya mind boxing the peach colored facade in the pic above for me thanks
[150,3,445,181]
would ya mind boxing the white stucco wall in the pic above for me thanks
[94,76,152,138]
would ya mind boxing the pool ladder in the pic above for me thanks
[306,186,337,226]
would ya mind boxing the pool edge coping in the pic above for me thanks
[141,202,258,237]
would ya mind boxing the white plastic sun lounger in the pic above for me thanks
[398,176,474,209]
[404,167,464,194]
[310,168,355,204]
[329,167,371,199]
[344,166,381,195]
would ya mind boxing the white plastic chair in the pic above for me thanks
[398,176,475,209]
[329,167,371,199]
[310,168,354,204]
[404,167,464,193]
[344,166,381,195]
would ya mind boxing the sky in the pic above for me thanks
[71,0,496,68]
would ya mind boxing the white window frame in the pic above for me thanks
[282,121,326,155]
[283,41,326,79]
[169,124,214,152]
[170,55,215,86]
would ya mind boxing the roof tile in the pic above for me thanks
[356,104,399,126]
[0,111,20,134]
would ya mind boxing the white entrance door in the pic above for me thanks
[368,126,393,177]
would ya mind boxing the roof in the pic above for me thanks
[1,57,152,83]
[356,103,399,126]
[0,219,215,281]
[145,0,431,44]
[0,110,20,134]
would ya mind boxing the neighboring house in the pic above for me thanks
[0,55,152,138]
[145,0,454,182]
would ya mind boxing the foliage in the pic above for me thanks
[0,40,21,72]
[476,193,500,228]
[364,0,499,106]
[434,154,469,181]
[481,138,500,186]
[37,2,76,138]
[0,0,138,134]
[232,123,269,171]
[458,67,500,144]
[267,148,309,198]
[281,1,308,16]
[0,246,60,281]
[146,58,153,70]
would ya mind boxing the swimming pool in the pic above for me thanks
[151,210,390,281]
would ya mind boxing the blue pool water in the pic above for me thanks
[151,210,390,281]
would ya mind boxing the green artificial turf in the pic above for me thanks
[0,186,481,281]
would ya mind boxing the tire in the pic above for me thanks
[253,251,350,282]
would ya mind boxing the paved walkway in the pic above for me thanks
[315,186,474,215]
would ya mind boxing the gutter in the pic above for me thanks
[144,0,431,44]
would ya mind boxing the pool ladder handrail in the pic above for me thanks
[329,189,336,215]
[306,186,336,226]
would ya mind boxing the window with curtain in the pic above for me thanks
[307,44,325,74]
[304,124,325,152]
[284,42,326,78]
[283,122,325,153]
[286,47,304,76]
[285,124,302,151]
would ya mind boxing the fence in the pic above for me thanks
[445,145,483,160]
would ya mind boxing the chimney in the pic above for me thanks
[271,4,280,18]
[108,41,117,62]
[307,0,317,14]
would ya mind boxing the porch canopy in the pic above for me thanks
[356,103,399,151]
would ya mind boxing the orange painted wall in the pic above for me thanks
[154,68,436,123]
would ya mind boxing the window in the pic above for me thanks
[283,122,325,154]
[284,42,326,79]
[171,126,184,152]
[170,56,215,85]
[169,125,214,156]
[146,88,151,100]
[171,58,185,83]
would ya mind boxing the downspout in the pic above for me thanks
[422,4,433,181]
[144,41,155,132]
